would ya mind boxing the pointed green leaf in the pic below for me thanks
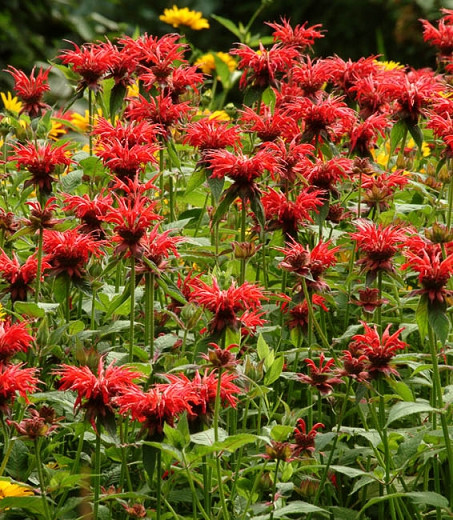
[185,168,206,195]
[110,83,126,119]
[408,123,423,149]
[211,14,242,39]
[207,175,225,202]
[428,301,450,345]
[212,186,238,225]
[264,355,284,385]
[416,294,429,341]
[389,120,406,156]
[386,400,437,426]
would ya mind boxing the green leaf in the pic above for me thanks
[0,496,45,515]
[207,175,225,203]
[213,53,231,86]
[5,441,30,481]
[211,14,242,39]
[61,169,83,192]
[389,120,406,156]
[244,87,262,107]
[272,501,328,517]
[191,427,227,446]
[264,355,284,385]
[185,168,206,195]
[416,294,429,341]
[330,465,369,478]
[142,444,157,481]
[387,380,415,402]
[212,186,238,225]
[270,425,293,441]
[79,155,104,177]
[407,123,423,149]
[405,491,449,509]
[14,301,45,318]
[166,140,181,170]
[249,192,265,231]
[109,83,126,119]
[428,300,450,345]
[386,400,437,426]
[261,86,276,111]
[257,333,270,361]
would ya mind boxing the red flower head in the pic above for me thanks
[240,105,300,142]
[97,138,159,180]
[338,350,370,382]
[6,66,50,117]
[54,357,142,430]
[285,93,356,144]
[183,117,242,157]
[43,228,104,279]
[232,42,299,89]
[267,18,324,51]
[59,41,117,92]
[350,220,407,281]
[323,55,381,97]
[426,110,453,157]
[189,276,267,335]
[348,113,391,157]
[421,10,453,58]
[298,353,342,395]
[0,250,48,303]
[349,70,397,119]
[8,406,61,439]
[103,184,161,258]
[262,187,324,239]
[402,241,453,304]
[102,40,138,87]
[141,64,204,100]
[292,57,333,98]
[350,287,389,313]
[62,191,113,239]
[115,384,193,439]
[93,118,159,147]
[286,294,328,331]
[292,418,324,456]
[278,239,339,292]
[0,320,34,364]
[207,148,278,200]
[0,363,39,413]
[263,138,314,184]
[361,170,408,212]
[163,369,241,429]
[349,322,406,378]
[125,93,192,138]
[136,224,184,272]
[383,68,444,126]
[11,141,72,194]
[300,157,354,195]
[0,209,18,236]
[23,197,62,232]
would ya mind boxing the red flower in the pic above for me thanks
[6,66,50,117]
[350,220,407,280]
[267,18,324,50]
[183,117,242,155]
[292,418,324,456]
[59,41,117,92]
[298,353,342,395]
[11,141,72,194]
[349,72,395,119]
[0,363,39,412]
[337,350,370,382]
[350,288,389,313]
[93,118,159,147]
[8,407,60,439]
[0,320,34,363]
[300,157,353,194]
[285,93,355,144]
[240,105,300,142]
[426,110,453,157]
[348,113,391,157]
[421,10,453,58]
[361,171,409,212]
[263,138,314,183]
[125,93,192,138]
[163,369,241,428]
[43,228,104,279]
[402,243,453,303]
[62,192,113,238]
[207,148,278,202]
[189,276,266,335]
[323,55,381,97]
[115,384,192,439]
[23,197,63,232]
[291,57,333,97]
[141,65,204,100]
[349,323,406,378]
[136,224,184,272]
[278,239,339,292]
[286,295,328,331]
[0,250,48,303]
[103,187,161,258]
[97,139,159,180]
[232,42,299,89]
[262,188,324,238]
[54,357,142,430]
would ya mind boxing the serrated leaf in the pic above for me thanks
[191,428,228,446]
[5,441,30,481]
[61,169,83,192]
[166,140,181,169]
[386,400,436,426]
[428,301,450,345]
[270,425,293,441]
[407,123,423,149]
[207,175,225,203]
[212,186,238,225]
[405,491,449,509]
[330,465,369,478]
[387,380,415,402]
[14,301,45,318]
[249,191,265,230]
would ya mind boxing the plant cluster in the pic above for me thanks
[2,5,453,520]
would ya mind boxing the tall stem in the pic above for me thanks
[214,368,229,519]
[88,89,94,157]
[93,421,102,520]
[145,272,155,360]
[35,228,44,303]
[239,203,247,285]
[269,459,281,520]
[446,160,453,229]
[129,255,136,362]
[34,437,52,520]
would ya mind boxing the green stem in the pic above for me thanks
[240,203,247,285]
[194,192,209,238]
[169,175,175,222]
[35,228,44,303]
[214,368,229,519]
[357,169,363,218]
[129,255,136,362]
[269,459,281,520]
[301,278,333,355]
[240,462,268,520]
[181,450,211,520]
[0,419,13,476]
[119,418,133,492]
[156,449,162,520]
[447,162,453,229]
[93,421,102,520]
[88,89,93,157]
[145,272,155,360]
[34,438,52,520]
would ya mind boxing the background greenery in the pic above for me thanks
[1,0,453,91]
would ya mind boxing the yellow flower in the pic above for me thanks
[197,109,231,121]
[127,82,140,98]
[375,60,404,71]
[195,52,236,75]
[0,480,33,499]
[0,92,22,114]
[70,109,102,133]
[49,120,66,141]
[160,5,209,30]
[0,304,5,321]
